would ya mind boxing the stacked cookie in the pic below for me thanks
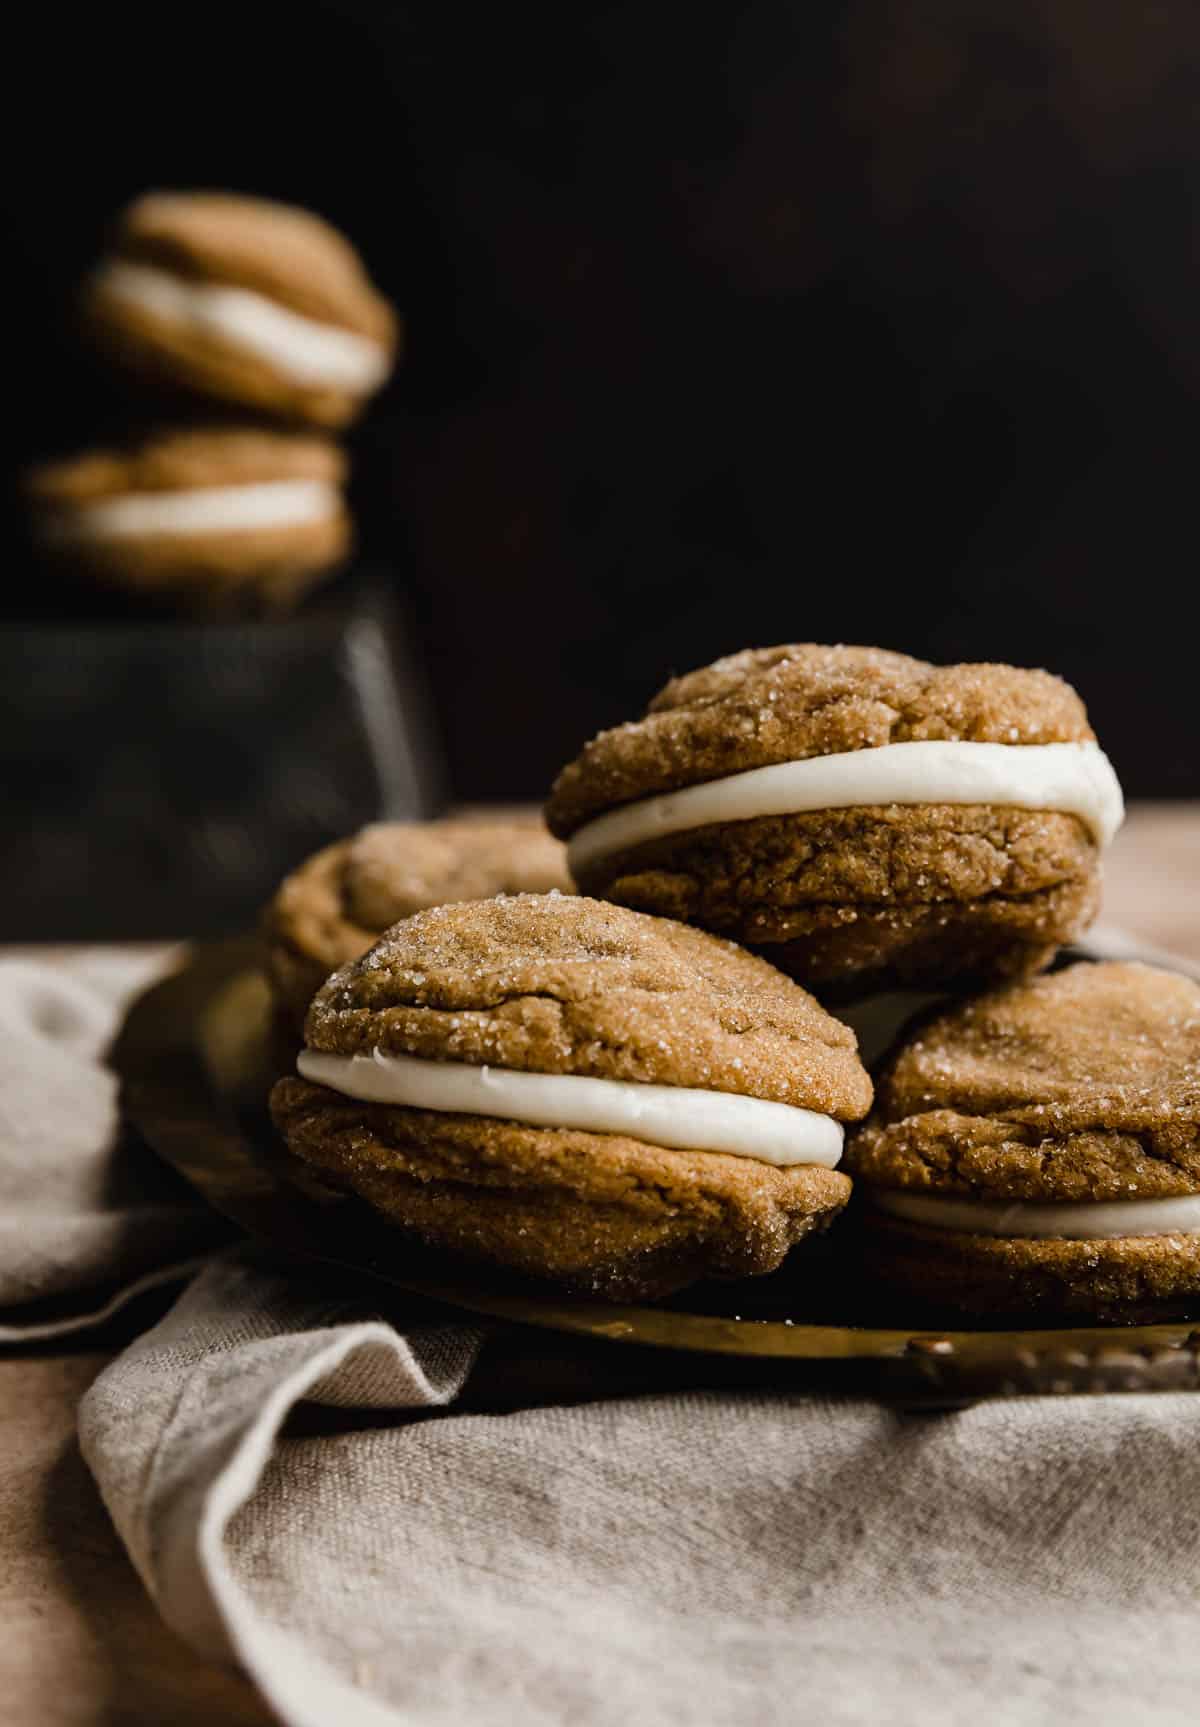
[845,962,1200,1322]
[26,192,398,610]
[266,643,1199,1321]
[264,817,573,1031]
[272,893,870,1299]
[547,645,1121,995]
[264,814,874,1297]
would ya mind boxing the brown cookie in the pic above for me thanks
[270,894,872,1299]
[547,644,1120,996]
[26,426,350,609]
[264,818,571,1029]
[81,192,399,428]
[271,1088,852,1300]
[843,962,1200,1321]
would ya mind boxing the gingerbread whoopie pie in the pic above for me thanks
[81,192,398,428]
[269,894,872,1299]
[264,818,570,1030]
[844,962,1200,1322]
[547,644,1124,997]
[27,426,350,608]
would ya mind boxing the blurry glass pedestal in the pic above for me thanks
[0,575,441,940]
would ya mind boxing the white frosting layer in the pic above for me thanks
[296,1047,845,1169]
[873,1188,1200,1241]
[95,260,391,392]
[567,740,1125,877]
[41,479,340,543]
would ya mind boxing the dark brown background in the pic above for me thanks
[8,1,1200,802]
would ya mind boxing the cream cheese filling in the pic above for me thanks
[40,479,341,542]
[873,1188,1200,1241]
[296,1047,845,1169]
[95,260,391,392]
[566,740,1125,878]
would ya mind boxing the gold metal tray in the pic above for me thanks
[114,939,1200,1402]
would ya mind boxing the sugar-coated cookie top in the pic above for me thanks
[546,644,1094,835]
[269,820,570,967]
[27,427,345,505]
[111,191,397,343]
[336,822,569,930]
[846,962,1200,1201]
[878,962,1200,1128]
[304,892,873,1118]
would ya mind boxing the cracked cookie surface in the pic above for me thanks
[845,962,1200,1320]
[303,892,872,1115]
[264,818,569,1029]
[859,1217,1200,1323]
[848,961,1200,1197]
[270,1083,851,1299]
[271,893,872,1299]
[582,804,1099,994]
[547,644,1092,833]
[546,644,1105,994]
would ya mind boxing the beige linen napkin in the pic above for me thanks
[0,953,223,1341]
[79,1271,1200,1727]
[6,951,1200,1725]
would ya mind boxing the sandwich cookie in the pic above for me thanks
[264,818,572,1030]
[27,427,350,608]
[270,894,872,1299]
[845,962,1200,1321]
[547,644,1123,996]
[81,192,398,427]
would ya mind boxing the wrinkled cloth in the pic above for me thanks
[78,1259,1200,1727]
[0,951,221,1340]
[6,951,1200,1726]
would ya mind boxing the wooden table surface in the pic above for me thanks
[4,802,1199,1727]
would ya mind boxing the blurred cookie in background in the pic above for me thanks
[264,817,572,1030]
[26,426,352,610]
[80,192,399,428]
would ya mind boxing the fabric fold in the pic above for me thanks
[0,953,223,1337]
[6,947,1200,1725]
[78,1253,1200,1727]
[80,1250,483,1689]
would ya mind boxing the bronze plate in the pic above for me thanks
[114,939,1200,1402]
